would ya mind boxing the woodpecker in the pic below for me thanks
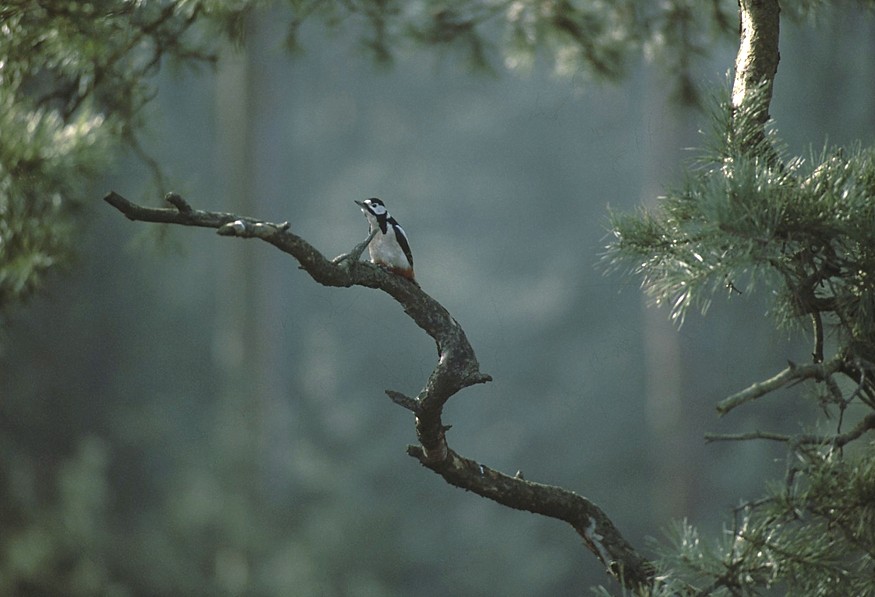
[355,198,415,281]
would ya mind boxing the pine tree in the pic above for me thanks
[3,1,875,595]
[605,1,875,593]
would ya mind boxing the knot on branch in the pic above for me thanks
[415,415,450,463]
[469,372,493,385]
[217,219,248,236]
[165,192,192,214]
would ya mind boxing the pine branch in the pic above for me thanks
[104,190,656,592]
[704,430,792,443]
[825,413,875,448]
[704,414,875,448]
[716,355,845,416]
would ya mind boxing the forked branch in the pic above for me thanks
[104,191,655,592]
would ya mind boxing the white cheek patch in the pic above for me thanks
[369,203,387,216]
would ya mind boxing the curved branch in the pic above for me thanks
[104,191,655,591]
[407,446,656,588]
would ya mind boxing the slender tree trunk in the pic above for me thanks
[212,9,293,517]
[639,72,698,521]
[211,27,263,590]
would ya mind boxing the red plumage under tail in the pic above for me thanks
[386,265,418,286]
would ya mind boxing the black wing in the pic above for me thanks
[390,220,413,268]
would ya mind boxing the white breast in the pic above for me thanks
[368,227,411,269]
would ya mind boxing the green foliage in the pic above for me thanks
[606,71,875,597]
[591,441,875,595]
[277,1,735,96]
[0,0,221,312]
[607,90,875,366]
[651,444,875,595]
[0,89,109,307]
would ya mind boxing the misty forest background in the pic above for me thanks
[2,3,875,596]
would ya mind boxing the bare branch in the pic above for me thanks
[705,413,875,449]
[385,390,419,412]
[406,446,656,590]
[705,430,791,443]
[104,190,655,591]
[829,413,875,448]
[106,189,490,450]
[333,228,378,265]
[717,355,845,416]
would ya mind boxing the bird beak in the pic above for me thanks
[354,200,365,208]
